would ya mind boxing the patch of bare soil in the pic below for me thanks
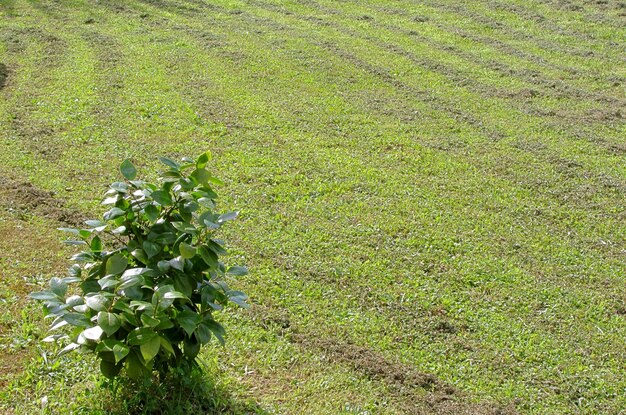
[0,176,86,226]
[0,63,7,90]
[294,335,518,414]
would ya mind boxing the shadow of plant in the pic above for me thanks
[102,366,269,415]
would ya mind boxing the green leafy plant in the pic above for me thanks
[30,153,248,381]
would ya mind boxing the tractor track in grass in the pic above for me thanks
[122,0,626,218]
[293,334,519,414]
[293,0,625,115]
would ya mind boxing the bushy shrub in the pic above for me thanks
[30,153,248,381]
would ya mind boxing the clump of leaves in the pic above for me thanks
[30,153,249,381]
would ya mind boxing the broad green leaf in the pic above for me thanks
[110,182,129,193]
[207,240,228,256]
[196,151,211,168]
[198,246,218,269]
[50,277,68,297]
[159,336,175,355]
[150,190,172,206]
[103,207,125,221]
[140,335,161,362]
[195,322,212,344]
[120,159,137,180]
[163,291,188,300]
[100,360,122,379]
[177,310,201,336]
[227,266,248,277]
[63,240,87,246]
[143,241,161,259]
[118,274,145,291]
[113,342,130,364]
[85,219,107,228]
[183,337,200,358]
[99,275,119,290]
[130,249,148,265]
[66,295,84,307]
[179,242,196,259]
[126,351,148,379]
[191,168,210,185]
[141,313,160,328]
[127,327,158,346]
[121,268,152,278]
[90,235,103,253]
[58,227,79,235]
[169,256,185,271]
[98,312,121,336]
[106,254,128,275]
[144,204,159,222]
[85,294,110,312]
[217,211,238,224]
[173,273,194,297]
[29,291,59,301]
[159,156,181,170]
[82,326,104,341]
[203,319,225,345]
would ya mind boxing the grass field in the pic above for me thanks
[1,0,625,413]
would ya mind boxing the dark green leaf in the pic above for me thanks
[169,256,185,271]
[120,159,137,180]
[196,151,211,168]
[159,336,175,355]
[100,360,123,379]
[144,204,159,222]
[90,235,103,253]
[85,294,110,312]
[179,242,196,259]
[217,211,238,224]
[131,249,148,265]
[191,168,210,185]
[141,313,160,328]
[140,334,161,362]
[183,336,200,358]
[227,266,248,277]
[195,322,212,344]
[127,327,158,346]
[110,182,129,193]
[113,342,130,364]
[203,318,225,345]
[50,278,68,297]
[177,310,201,336]
[98,312,121,336]
[151,190,172,206]
[29,291,59,301]
[159,157,181,170]
[103,207,125,221]
[198,246,218,269]
[142,241,161,259]
[106,254,128,275]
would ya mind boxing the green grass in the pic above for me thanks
[1,0,625,413]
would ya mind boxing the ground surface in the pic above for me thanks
[0,0,625,413]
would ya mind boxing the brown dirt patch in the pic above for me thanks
[0,63,7,90]
[0,176,86,226]
[294,335,518,414]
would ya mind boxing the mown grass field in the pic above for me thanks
[1,0,625,413]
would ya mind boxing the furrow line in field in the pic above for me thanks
[419,0,625,58]
[246,0,626,156]
[346,3,625,105]
[362,0,624,68]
